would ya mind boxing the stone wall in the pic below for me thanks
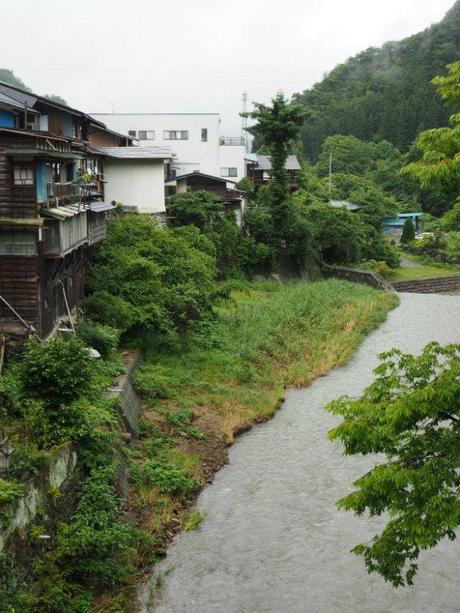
[0,445,78,552]
[322,264,394,291]
[392,275,460,294]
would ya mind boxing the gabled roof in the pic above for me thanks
[0,90,39,113]
[246,153,301,171]
[173,171,237,185]
[96,146,172,159]
[0,80,106,127]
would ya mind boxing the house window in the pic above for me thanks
[201,128,208,142]
[221,167,238,178]
[13,167,34,185]
[138,130,155,140]
[0,230,36,255]
[163,130,189,140]
[128,130,137,137]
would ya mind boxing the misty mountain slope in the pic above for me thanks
[294,0,460,159]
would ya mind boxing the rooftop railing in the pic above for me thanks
[219,137,245,146]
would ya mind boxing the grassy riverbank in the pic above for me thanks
[120,279,398,606]
[387,252,460,282]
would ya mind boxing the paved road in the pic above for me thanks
[140,293,460,613]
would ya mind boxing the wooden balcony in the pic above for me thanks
[42,207,88,256]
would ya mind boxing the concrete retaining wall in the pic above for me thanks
[322,264,393,291]
[105,352,141,438]
[392,275,460,294]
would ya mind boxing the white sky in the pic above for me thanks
[1,0,455,134]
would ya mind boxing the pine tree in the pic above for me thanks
[400,218,416,243]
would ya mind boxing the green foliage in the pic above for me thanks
[404,61,460,199]
[129,452,198,498]
[77,319,120,357]
[165,410,204,440]
[184,510,205,531]
[327,342,460,587]
[0,479,24,504]
[441,201,460,230]
[0,68,31,91]
[400,218,416,244]
[8,441,50,480]
[305,204,366,265]
[167,190,223,230]
[293,3,460,158]
[357,260,392,278]
[440,231,460,264]
[317,135,371,176]
[20,337,92,408]
[86,214,218,349]
[244,92,312,271]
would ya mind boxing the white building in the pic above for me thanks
[98,146,172,216]
[91,113,247,182]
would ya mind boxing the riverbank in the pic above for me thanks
[119,279,398,609]
[387,251,460,282]
[142,292,460,613]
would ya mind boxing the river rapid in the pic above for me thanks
[140,293,460,613]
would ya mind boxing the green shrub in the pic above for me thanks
[0,478,24,504]
[358,260,392,277]
[8,441,50,479]
[77,319,120,357]
[165,409,204,440]
[134,364,174,399]
[86,215,218,349]
[20,337,92,407]
[400,218,416,243]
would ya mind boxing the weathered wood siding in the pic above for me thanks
[0,255,40,332]
[0,153,37,219]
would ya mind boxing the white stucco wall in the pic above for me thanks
[103,158,166,214]
[92,114,222,177]
[219,144,246,181]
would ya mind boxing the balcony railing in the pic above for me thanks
[43,212,88,256]
[219,137,245,146]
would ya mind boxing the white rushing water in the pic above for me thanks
[140,293,460,613]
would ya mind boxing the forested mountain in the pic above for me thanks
[294,1,460,160]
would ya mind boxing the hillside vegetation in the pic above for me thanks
[293,1,460,159]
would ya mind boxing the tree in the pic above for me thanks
[243,92,312,270]
[167,190,223,230]
[0,69,31,91]
[404,61,460,199]
[85,214,217,349]
[327,342,460,587]
[400,218,415,243]
[317,135,371,177]
[43,94,69,106]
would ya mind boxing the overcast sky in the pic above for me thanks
[1,0,455,133]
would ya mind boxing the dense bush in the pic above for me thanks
[86,214,218,349]
[20,337,92,407]
[77,319,120,357]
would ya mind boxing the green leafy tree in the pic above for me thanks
[167,190,223,230]
[317,135,371,176]
[327,342,460,587]
[0,68,31,91]
[400,218,416,243]
[243,92,311,270]
[404,61,460,199]
[86,214,217,348]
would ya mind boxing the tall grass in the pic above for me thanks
[137,279,398,443]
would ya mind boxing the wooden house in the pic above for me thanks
[165,171,246,226]
[245,153,301,191]
[0,82,130,343]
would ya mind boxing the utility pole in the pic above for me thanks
[328,149,333,194]
[242,92,249,152]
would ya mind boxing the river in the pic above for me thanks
[140,292,460,613]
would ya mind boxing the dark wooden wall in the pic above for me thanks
[0,153,37,218]
[0,255,39,334]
